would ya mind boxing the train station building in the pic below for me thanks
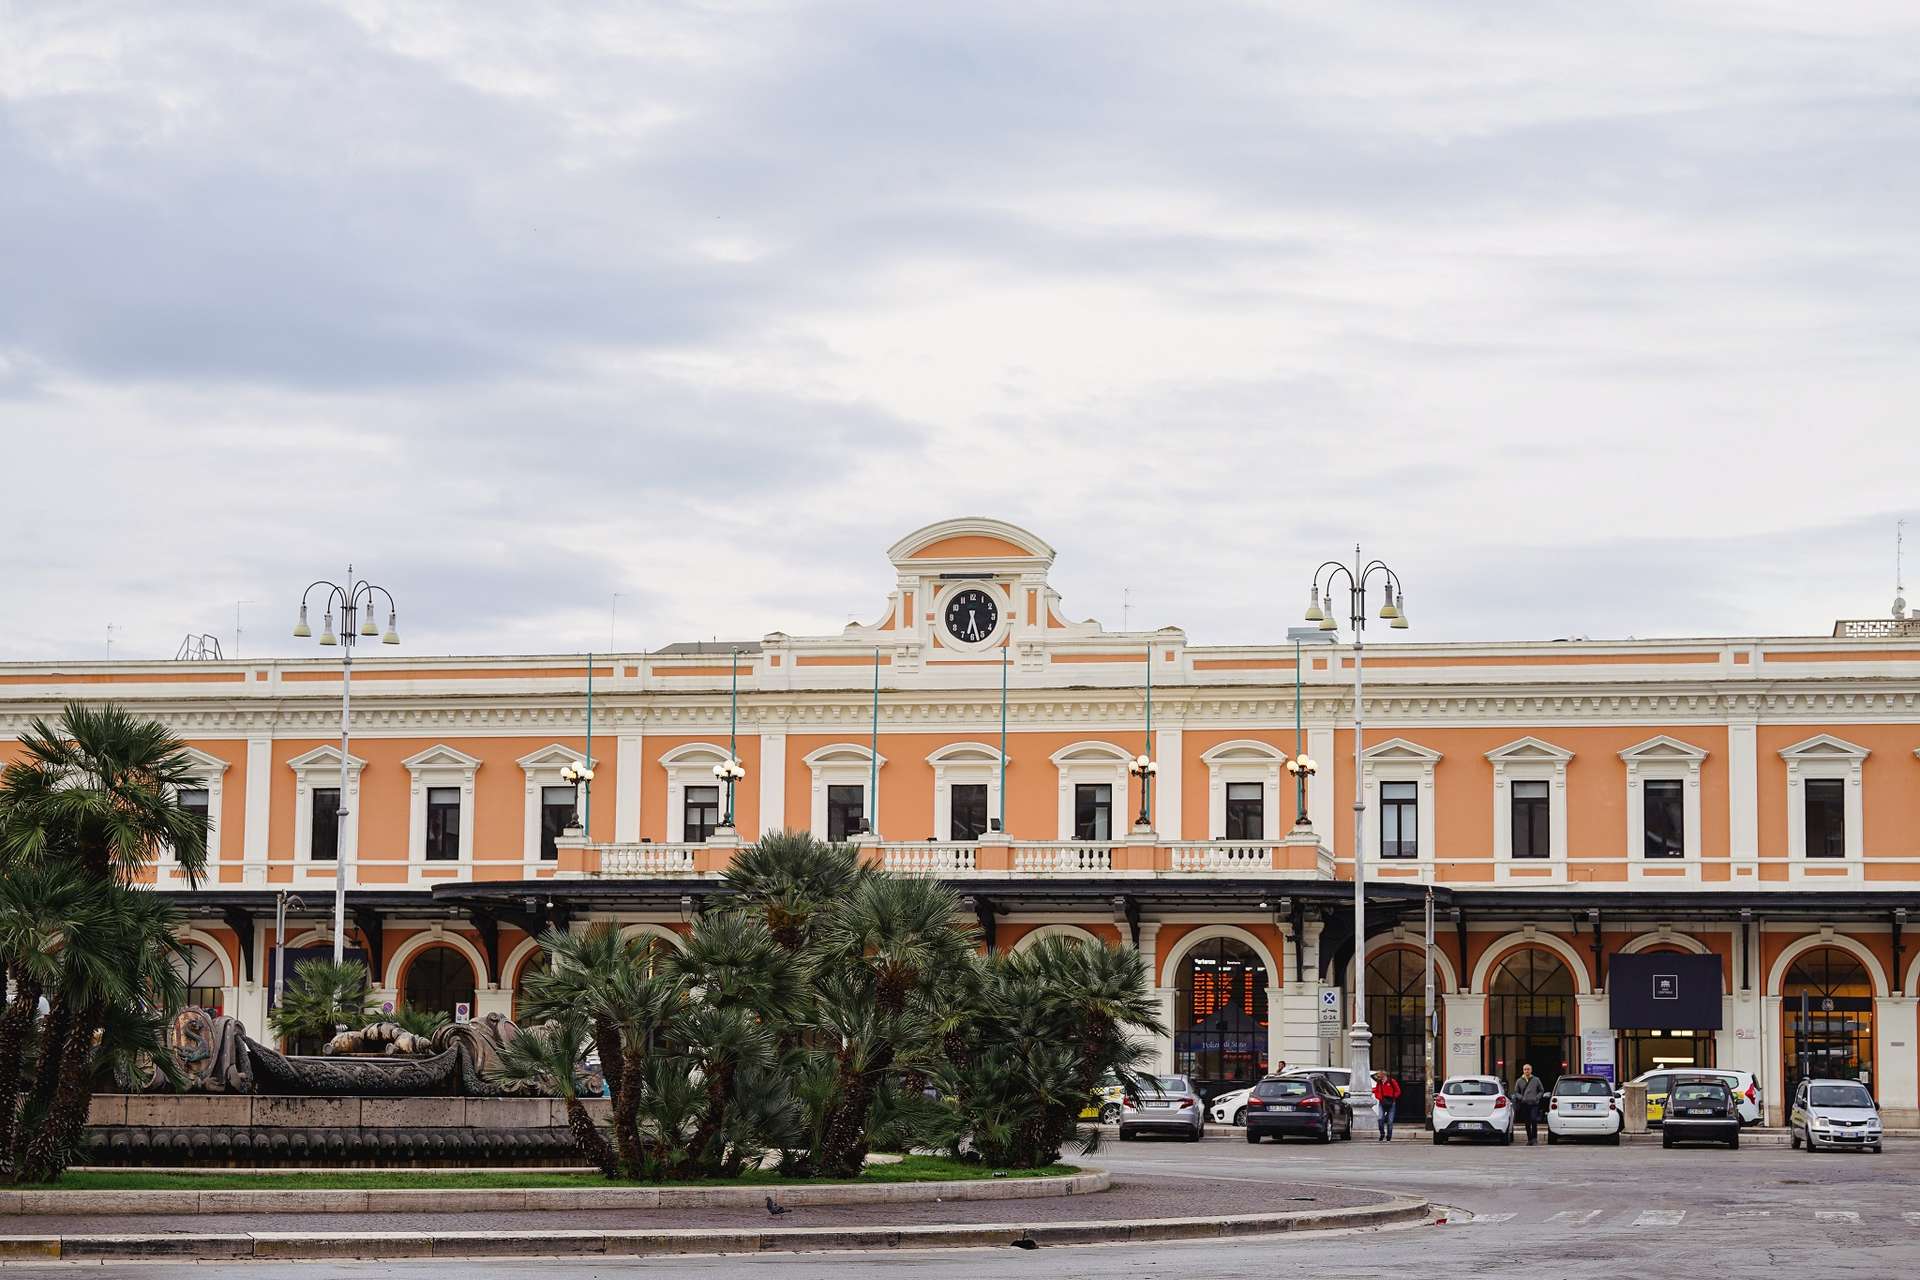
[7,517,1919,1125]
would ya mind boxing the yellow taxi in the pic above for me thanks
[1080,1074,1126,1123]
[1628,1068,1762,1125]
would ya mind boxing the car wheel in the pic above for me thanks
[1728,1133,1739,1151]
[1100,1104,1122,1124]
[1662,1132,1673,1149]
[1119,1129,1134,1142]
[1873,1144,1884,1154]
[1791,1129,1800,1150]
[1609,1131,1621,1147]
[1804,1128,1817,1153]
[1501,1127,1513,1146]
[1318,1119,1332,1144]
[1434,1130,1447,1144]
[1341,1118,1353,1141]
[1547,1130,1559,1145]
[1246,1129,1261,1144]
[1234,1107,1247,1127]
[1188,1125,1203,1143]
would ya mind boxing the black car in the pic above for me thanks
[1244,1073,1354,1143]
[1661,1076,1740,1149]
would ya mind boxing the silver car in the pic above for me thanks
[1118,1073,1205,1142]
[1791,1078,1884,1153]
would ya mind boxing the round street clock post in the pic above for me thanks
[943,586,1000,645]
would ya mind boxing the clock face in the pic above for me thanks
[943,587,1000,644]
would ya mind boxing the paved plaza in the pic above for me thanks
[5,1136,1919,1276]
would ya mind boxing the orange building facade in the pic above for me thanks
[6,518,1920,1124]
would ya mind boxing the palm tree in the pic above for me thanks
[0,702,210,886]
[0,865,109,1172]
[721,830,868,954]
[489,1017,614,1175]
[267,959,376,1052]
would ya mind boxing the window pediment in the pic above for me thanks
[1619,735,1708,763]
[1199,739,1287,764]
[287,745,366,773]
[1362,738,1443,764]
[402,744,483,773]
[1485,736,1574,764]
[177,746,233,776]
[1778,734,1870,762]
[1049,740,1133,766]
[927,741,1006,766]
[517,744,594,771]
[802,743,886,768]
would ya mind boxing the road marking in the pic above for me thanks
[1904,1212,1920,1225]
[1634,1210,1686,1227]
[1816,1211,1862,1225]
[1466,1212,1516,1225]
[1724,1210,1772,1218]
[1544,1209,1604,1226]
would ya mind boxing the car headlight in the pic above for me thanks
[1811,1118,1831,1128]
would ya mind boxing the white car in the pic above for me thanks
[1627,1067,1763,1127]
[1211,1067,1352,1124]
[1546,1074,1622,1144]
[1432,1074,1514,1144]
[1791,1078,1884,1153]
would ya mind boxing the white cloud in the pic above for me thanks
[0,0,1914,661]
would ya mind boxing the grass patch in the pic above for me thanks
[21,1155,1077,1192]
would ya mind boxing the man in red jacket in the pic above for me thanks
[1372,1071,1403,1141]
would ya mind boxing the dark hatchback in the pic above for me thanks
[1661,1076,1741,1149]
[1245,1074,1354,1143]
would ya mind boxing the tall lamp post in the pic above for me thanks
[292,567,399,964]
[1128,754,1158,831]
[715,647,746,833]
[1304,546,1409,1134]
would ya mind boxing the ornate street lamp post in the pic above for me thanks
[292,566,399,964]
[1128,753,1158,831]
[560,760,595,831]
[1305,546,1409,1134]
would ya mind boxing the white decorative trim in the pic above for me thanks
[175,926,237,988]
[385,929,489,996]
[1486,737,1573,885]
[801,743,884,840]
[1619,736,1707,883]
[1766,932,1888,1000]
[401,745,481,870]
[1779,734,1869,883]
[166,747,232,877]
[1049,741,1131,841]
[518,744,595,864]
[618,922,689,953]
[1470,929,1594,996]
[1199,740,1286,841]
[287,745,366,883]
[1349,933,1460,996]
[1360,738,1441,875]
[501,935,546,991]
[927,741,1006,840]
[1010,923,1104,952]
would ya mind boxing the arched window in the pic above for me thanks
[1174,938,1268,1089]
[1365,949,1438,1118]
[1485,948,1574,1086]
[402,946,478,1018]
[172,943,225,1014]
[1782,947,1874,1087]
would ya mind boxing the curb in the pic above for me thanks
[0,1169,1107,1218]
[0,1193,1431,1260]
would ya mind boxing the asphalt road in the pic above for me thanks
[5,1134,1918,1277]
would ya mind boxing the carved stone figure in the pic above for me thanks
[321,1022,437,1057]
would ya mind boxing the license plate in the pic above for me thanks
[1682,1108,1712,1116]
[1146,1102,1171,1109]
[1572,1103,1597,1112]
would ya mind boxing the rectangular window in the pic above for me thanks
[683,784,721,845]
[1074,783,1113,842]
[1381,781,1419,858]
[1805,777,1846,858]
[311,788,340,862]
[827,784,866,842]
[177,787,210,859]
[425,786,462,861]
[1224,782,1264,840]
[1642,779,1685,859]
[1510,780,1550,859]
[540,785,578,860]
[950,784,988,842]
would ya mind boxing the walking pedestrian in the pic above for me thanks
[1372,1071,1402,1142]
[1513,1063,1547,1145]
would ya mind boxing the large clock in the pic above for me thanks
[943,587,1000,644]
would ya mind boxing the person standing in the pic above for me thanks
[1513,1064,1547,1145]
[1372,1071,1402,1142]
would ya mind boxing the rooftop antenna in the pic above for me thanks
[1896,519,1909,620]
[105,622,115,661]
[1122,586,1132,632]
[235,599,255,658]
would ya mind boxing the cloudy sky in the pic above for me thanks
[2,1,1915,661]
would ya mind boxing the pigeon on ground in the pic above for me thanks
[766,1196,791,1216]
[1010,1235,1039,1250]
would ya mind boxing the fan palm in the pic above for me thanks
[721,830,868,953]
[489,1017,613,1175]
[267,959,376,1052]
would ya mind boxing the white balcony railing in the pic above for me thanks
[598,842,701,877]
[1013,842,1115,875]
[1167,841,1277,873]
[882,842,978,875]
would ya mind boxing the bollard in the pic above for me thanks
[1622,1081,1648,1134]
